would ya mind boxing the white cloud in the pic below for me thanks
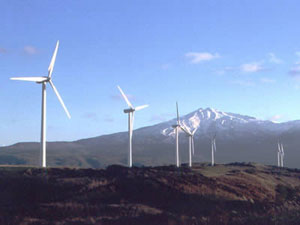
[240,62,264,73]
[268,53,282,64]
[23,46,38,55]
[185,52,220,64]
[270,114,283,123]
[260,78,276,83]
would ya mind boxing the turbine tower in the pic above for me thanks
[277,142,284,168]
[172,102,181,167]
[117,86,148,168]
[180,125,198,167]
[280,143,284,168]
[277,142,281,167]
[211,134,216,166]
[11,41,71,168]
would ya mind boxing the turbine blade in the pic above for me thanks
[117,86,133,108]
[176,102,179,124]
[180,125,190,135]
[49,80,71,119]
[10,77,48,82]
[135,104,149,111]
[192,127,198,135]
[48,40,59,78]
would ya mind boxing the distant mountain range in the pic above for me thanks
[1,107,300,168]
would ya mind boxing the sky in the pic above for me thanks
[1,0,300,145]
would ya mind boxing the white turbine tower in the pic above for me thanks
[180,125,198,167]
[117,86,148,168]
[172,102,181,167]
[280,143,284,168]
[277,142,281,167]
[11,41,71,168]
[211,134,216,166]
[277,142,284,168]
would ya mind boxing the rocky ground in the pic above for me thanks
[0,163,300,225]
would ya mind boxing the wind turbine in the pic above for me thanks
[277,142,281,167]
[11,41,70,168]
[277,142,284,167]
[172,102,181,167]
[211,134,216,166]
[117,86,148,168]
[180,125,198,167]
[280,143,284,167]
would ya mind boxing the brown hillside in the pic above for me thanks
[0,163,300,225]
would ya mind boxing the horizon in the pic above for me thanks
[2,1,300,145]
[2,106,299,147]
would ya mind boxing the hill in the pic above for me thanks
[2,107,300,168]
[1,163,300,224]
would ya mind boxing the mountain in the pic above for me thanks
[1,107,300,168]
[1,163,300,225]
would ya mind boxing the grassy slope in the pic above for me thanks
[0,163,300,225]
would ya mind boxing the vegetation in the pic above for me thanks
[0,163,299,224]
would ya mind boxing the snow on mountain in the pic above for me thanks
[159,107,294,138]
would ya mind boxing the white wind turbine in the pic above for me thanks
[211,134,216,166]
[280,143,284,168]
[180,125,198,167]
[172,102,181,167]
[11,41,70,168]
[277,142,284,168]
[117,86,148,168]
[277,142,281,167]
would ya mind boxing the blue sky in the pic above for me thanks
[1,0,300,145]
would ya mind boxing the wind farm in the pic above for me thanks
[2,1,300,224]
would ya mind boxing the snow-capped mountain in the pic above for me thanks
[162,107,262,136]
[1,107,300,168]
[155,107,294,140]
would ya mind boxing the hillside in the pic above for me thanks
[1,163,300,224]
[2,107,300,169]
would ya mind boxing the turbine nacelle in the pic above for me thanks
[124,108,135,113]
[36,77,51,84]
